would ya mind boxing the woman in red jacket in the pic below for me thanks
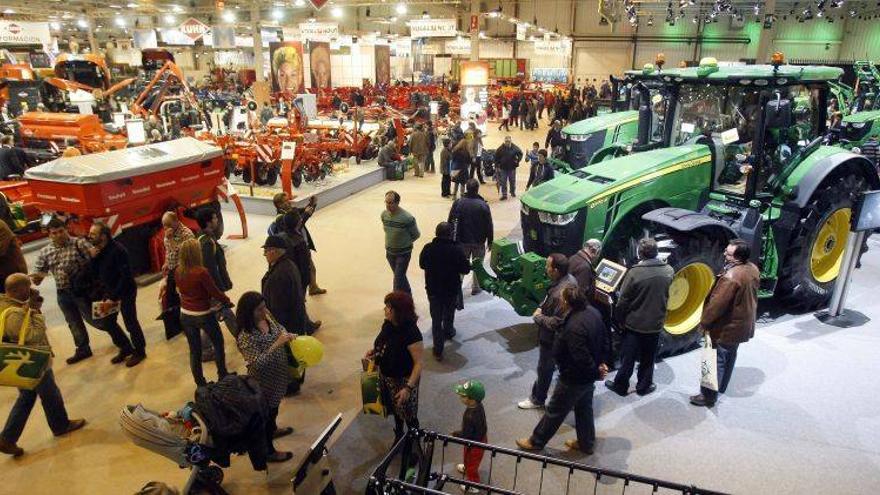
[175,238,233,386]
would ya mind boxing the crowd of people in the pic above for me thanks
[0,192,327,462]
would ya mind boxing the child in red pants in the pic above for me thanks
[452,380,487,492]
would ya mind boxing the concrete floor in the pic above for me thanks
[2,122,880,495]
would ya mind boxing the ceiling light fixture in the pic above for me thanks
[396,3,407,15]
[272,9,283,20]
[331,6,343,18]
[295,0,305,6]
[164,14,176,24]
[115,16,126,27]
[50,21,61,30]
[222,10,235,23]
[77,18,89,28]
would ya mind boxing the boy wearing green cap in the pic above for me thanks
[452,380,487,491]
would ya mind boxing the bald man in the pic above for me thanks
[0,274,86,457]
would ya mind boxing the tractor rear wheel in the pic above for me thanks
[265,163,279,186]
[292,168,303,188]
[241,165,253,184]
[778,173,868,309]
[624,231,723,357]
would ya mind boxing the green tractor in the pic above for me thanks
[548,66,670,172]
[476,58,880,356]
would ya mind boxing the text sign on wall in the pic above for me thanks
[408,18,457,38]
[0,21,51,45]
[179,17,209,42]
[299,22,338,41]
[534,39,572,56]
[445,38,471,55]
[516,24,527,41]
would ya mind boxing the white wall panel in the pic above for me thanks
[573,42,632,80]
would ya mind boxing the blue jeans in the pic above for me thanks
[428,295,456,355]
[530,341,556,405]
[701,343,739,402]
[498,168,516,197]
[180,313,228,387]
[386,252,412,294]
[1,369,71,443]
[57,288,89,351]
[530,380,596,449]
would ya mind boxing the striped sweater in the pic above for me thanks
[381,208,420,255]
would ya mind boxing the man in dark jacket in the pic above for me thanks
[277,210,321,333]
[517,286,609,454]
[527,149,554,189]
[448,179,493,295]
[419,222,470,360]
[518,254,577,410]
[87,222,145,367]
[271,192,325,295]
[691,239,760,408]
[0,135,28,180]
[606,238,674,397]
[197,208,237,349]
[494,136,523,200]
[568,239,602,298]
[545,121,564,156]
[261,235,306,335]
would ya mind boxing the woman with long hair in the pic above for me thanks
[235,291,295,463]
[175,238,232,386]
[364,291,424,440]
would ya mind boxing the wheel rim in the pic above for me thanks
[665,262,715,335]
[810,208,851,283]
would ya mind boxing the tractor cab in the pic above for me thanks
[53,54,111,91]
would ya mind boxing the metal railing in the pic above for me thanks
[367,429,729,495]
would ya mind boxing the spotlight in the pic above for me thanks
[222,10,235,22]
[272,9,283,21]
[295,0,305,6]
[422,10,429,19]
[50,21,61,30]
[396,3,407,15]
[647,16,654,25]
[77,18,89,28]
[331,6,342,18]
[164,14,176,24]
[115,16,126,27]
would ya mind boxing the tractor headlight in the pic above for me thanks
[538,211,577,225]
[521,203,530,216]
[851,122,866,129]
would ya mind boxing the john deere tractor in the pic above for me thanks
[476,57,880,356]
[548,65,671,172]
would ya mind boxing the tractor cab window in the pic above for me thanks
[672,84,762,195]
[632,84,670,145]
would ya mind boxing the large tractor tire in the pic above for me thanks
[265,163,279,186]
[659,233,724,357]
[292,168,303,188]
[777,173,868,309]
[623,230,723,357]
[241,165,253,184]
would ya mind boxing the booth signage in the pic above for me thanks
[534,39,572,55]
[0,20,51,46]
[299,22,339,41]
[408,18,457,38]
[179,17,210,42]
[469,15,479,33]
[516,24,527,41]
[445,38,471,55]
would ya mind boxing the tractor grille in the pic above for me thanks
[521,207,587,257]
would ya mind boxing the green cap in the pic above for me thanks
[454,380,485,402]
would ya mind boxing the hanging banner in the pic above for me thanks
[0,21,51,46]
[133,29,158,50]
[516,24,527,41]
[534,39,572,56]
[179,17,210,42]
[211,25,235,49]
[270,41,305,93]
[299,22,338,42]
[309,41,331,89]
[158,28,196,46]
[469,15,479,33]
[375,45,390,85]
[445,38,471,55]
[408,18,457,38]
[459,61,490,134]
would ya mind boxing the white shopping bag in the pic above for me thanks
[700,334,719,392]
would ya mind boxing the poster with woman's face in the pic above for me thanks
[309,42,331,89]
[375,45,390,86]
[270,41,304,93]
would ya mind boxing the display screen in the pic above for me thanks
[594,259,627,292]
[854,190,880,232]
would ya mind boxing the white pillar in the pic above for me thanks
[470,0,480,61]
[87,15,98,54]
[252,3,265,82]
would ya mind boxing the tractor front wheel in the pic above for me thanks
[778,173,867,309]
[265,163,279,186]
[292,168,303,188]
[242,165,253,184]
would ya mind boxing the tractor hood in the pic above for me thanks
[521,144,710,214]
[562,110,638,136]
[842,109,880,124]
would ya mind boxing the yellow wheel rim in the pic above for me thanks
[810,208,851,283]
[665,262,715,335]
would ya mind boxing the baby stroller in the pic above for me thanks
[120,404,228,495]
[480,148,496,178]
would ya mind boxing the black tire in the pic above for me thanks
[254,163,269,186]
[242,165,253,184]
[321,481,336,495]
[622,230,723,358]
[223,159,235,179]
[777,172,868,309]
[265,164,279,186]
[292,168,303,188]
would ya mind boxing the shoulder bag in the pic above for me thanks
[0,307,52,390]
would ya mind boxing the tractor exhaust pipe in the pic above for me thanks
[634,83,652,151]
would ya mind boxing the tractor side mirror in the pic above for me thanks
[764,98,792,129]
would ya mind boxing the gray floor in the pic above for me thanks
[332,236,880,495]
